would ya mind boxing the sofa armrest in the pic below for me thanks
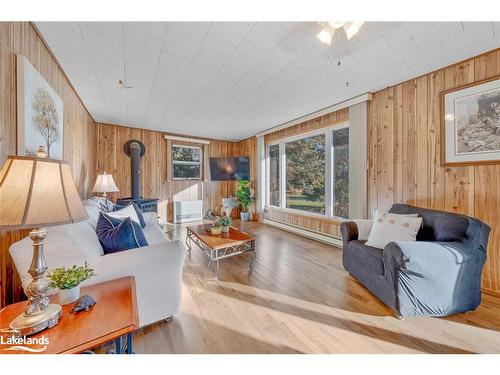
[383,241,486,316]
[384,241,479,270]
[340,221,359,249]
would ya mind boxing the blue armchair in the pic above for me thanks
[341,204,490,318]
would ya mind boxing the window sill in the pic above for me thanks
[264,206,348,223]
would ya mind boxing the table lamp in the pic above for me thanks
[92,171,119,197]
[0,155,88,335]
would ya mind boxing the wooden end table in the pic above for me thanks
[186,225,256,279]
[0,276,138,354]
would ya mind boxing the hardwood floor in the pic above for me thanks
[130,220,500,353]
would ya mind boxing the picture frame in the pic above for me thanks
[17,54,64,160]
[440,74,500,166]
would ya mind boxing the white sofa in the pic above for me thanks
[9,200,186,328]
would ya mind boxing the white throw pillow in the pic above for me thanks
[365,212,422,249]
[352,219,374,241]
[353,210,419,241]
[106,204,141,225]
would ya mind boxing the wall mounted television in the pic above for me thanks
[209,157,249,181]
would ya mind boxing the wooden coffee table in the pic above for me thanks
[186,225,256,279]
[0,277,138,354]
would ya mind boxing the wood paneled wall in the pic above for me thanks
[95,122,258,223]
[0,22,96,307]
[368,48,500,294]
[263,108,349,238]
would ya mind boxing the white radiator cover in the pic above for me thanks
[173,200,203,223]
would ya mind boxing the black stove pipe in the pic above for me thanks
[123,139,146,201]
[129,141,141,200]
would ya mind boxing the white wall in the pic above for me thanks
[348,101,368,219]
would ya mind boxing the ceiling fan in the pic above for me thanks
[316,21,364,45]
[117,79,133,89]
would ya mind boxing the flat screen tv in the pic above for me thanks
[210,157,249,181]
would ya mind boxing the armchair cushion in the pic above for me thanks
[389,203,469,242]
[352,219,373,241]
[366,212,422,249]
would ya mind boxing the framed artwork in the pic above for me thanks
[441,75,500,166]
[17,55,64,160]
[441,76,500,165]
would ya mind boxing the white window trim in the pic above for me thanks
[172,144,203,181]
[265,121,349,220]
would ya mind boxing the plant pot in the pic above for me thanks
[58,285,80,305]
[240,212,250,222]
[210,226,222,235]
[221,225,230,233]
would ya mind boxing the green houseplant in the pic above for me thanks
[236,180,254,222]
[217,215,232,233]
[47,262,96,305]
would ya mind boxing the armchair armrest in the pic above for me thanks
[340,221,359,249]
[383,240,486,316]
[384,241,478,271]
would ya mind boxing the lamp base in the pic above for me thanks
[9,303,62,336]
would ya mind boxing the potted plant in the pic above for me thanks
[236,180,254,222]
[217,215,232,233]
[47,261,96,305]
[209,220,222,235]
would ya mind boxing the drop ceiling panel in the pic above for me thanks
[35,21,500,140]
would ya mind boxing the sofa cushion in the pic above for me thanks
[389,203,470,242]
[366,212,422,249]
[347,240,385,276]
[96,212,148,254]
[113,203,146,228]
[107,204,141,226]
[82,197,116,212]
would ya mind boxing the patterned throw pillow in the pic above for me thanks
[365,212,423,249]
[96,212,148,254]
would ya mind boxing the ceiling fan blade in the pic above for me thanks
[317,25,335,46]
[343,21,364,40]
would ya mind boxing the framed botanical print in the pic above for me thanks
[17,55,64,160]
[441,75,500,166]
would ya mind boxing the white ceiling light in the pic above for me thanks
[316,21,364,45]
[316,26,335,46]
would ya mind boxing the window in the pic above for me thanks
[332,127,349,218]
[265,124,349,219]
[268,144,280,206]
[172,145,202,179]
[285,134,325,214]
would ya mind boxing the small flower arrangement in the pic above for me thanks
[47,261,96,290]
[216,215,232,228]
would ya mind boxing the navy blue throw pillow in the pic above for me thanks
[96,212,148,254]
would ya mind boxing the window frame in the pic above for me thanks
[172,144,203,181]
[265,122,349,219]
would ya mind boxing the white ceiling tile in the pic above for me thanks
[208,22,255,47]
[197,36,236,64]
[162,31,201,61]
[167,22,212,43]
[36,21,500,141]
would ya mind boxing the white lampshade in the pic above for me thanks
[92,171,119,194]
[0,155,88,229]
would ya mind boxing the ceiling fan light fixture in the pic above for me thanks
[317,25,334,46]
[343,21,364,40]
[327,21,346,30]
